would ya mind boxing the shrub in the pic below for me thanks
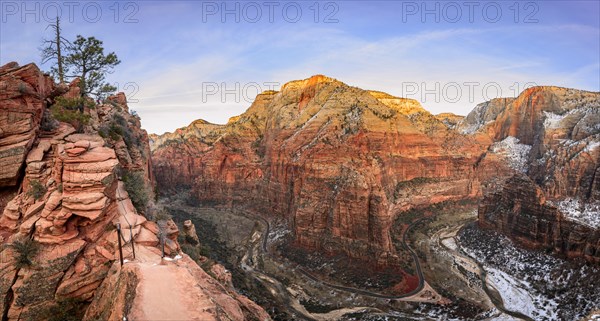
[99,113,141,149]
[122,170,150,214]
[51,97,93,133]
[40,109,58,131]
[27,179,47,200]
[153,210,172,222]
[11,238,39,268]
[37,298,88,321]
[181,243,201,262]
[18,83,29,94]
[53,96,95,111]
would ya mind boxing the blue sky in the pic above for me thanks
[1,0,599,134]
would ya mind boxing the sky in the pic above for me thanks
[1,0,599,134]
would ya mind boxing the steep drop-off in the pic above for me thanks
[0,62,269,320]
[152,75,493,265]
[152,78,599,265]
[468,86,600,262]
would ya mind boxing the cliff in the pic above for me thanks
[471,86,600,261]
[152,75,490,265]
[0,62,269,320]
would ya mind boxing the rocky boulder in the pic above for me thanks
[0,63,54,187]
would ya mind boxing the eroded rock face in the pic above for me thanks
[479,175,600,262]
[474,86,600,262]
[153,75,489,265]
[0,63,54,187]
[0,72,151,318]
[0,62,271,320]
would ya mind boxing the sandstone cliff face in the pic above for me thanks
[0,63,54,187]
[153,75,488,265]
[473,86,600,261]
[479,175,600,262]
[0,62,269,320]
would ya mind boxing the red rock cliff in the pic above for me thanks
[152,75,490,265]
[469,86,600,262]
[0,62,269,320]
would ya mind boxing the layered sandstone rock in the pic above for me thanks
[0,62,268,320]
[0,63,54,187]
[479,175,600,262]
[473,86,600,261]
[0,76,152,318]
[153,75,489,265]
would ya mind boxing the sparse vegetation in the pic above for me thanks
[122,170,151,214]
[11,238,39,269]
[149,208,172,222]
[27,179,47,200]
[40,109,58,131]
[18,83,29,95]
[36,298,88,321]
[99,113,142,149]
[393,177,440,201]
[50,96,93,132]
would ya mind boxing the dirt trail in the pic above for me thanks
[127,247,219,321]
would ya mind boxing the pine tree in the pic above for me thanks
[64,35,121,99]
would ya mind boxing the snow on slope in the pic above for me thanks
[486,268,558,320]
[490,136,532,173]
[555,198,600,229]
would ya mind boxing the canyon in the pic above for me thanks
[151,76,599,266]
[0,61,598,320]
[0,62,270,320]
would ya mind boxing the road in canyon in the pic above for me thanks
[169,198,530,320]
[258,217,428,300]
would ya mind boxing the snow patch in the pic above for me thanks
[542,111,565,129]
[585,141,600,153]
[556,198,600,229]
[491,136,532,173]
[486,268,558,320]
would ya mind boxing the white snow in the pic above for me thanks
[458,225,600,320]
[486,268,558,320]
[556,198,600,229]
[162,254,183,261]
[491,136,532,173]
[585,141,600,153]
[487,313,521,321]
[543,111,565,129]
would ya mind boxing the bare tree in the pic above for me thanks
[41,17,70,83]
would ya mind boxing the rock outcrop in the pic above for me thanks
[0,62,269,320]
[84,246,270,321]
[152,75,489,265]
[152,77,599,265]
[472,86,600,261]
[479,175,600,262]
[0,63,54,187]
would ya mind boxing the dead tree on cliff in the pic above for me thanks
[40,16,69,83]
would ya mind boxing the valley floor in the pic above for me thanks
[160,193,600,321]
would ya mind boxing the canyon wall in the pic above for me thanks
[152,75,492,265]
[469,86,600,262]
[152,78,599,264]
[0,62,269,320]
